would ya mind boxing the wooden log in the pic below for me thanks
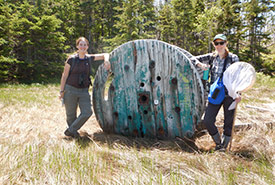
[93,39,205,139]
[245,105,274,112]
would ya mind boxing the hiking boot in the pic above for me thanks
[215,144,223,151]
[64,129,80,138]
[214,135,232,152]
[221,134,231,150]
[211,132,222,151]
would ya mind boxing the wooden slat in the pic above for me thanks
[149,40,167,138]
[111,44,132,136]
[135,40,156,137]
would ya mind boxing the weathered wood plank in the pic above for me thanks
[246,105,274,112]
[177,56,195,137]
[92,65,112,132]
[175,47,206,120]
[111,44,132,136]
[122,42,141,137]
[135,40,156,137]
[149,41,167,138]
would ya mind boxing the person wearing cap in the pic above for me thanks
[193,34,241,151]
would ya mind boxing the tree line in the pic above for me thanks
[0,0,274,83]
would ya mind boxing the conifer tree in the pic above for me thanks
[0,0,66,82]
[157,3,176,44]
[242,0,273,71]
[0,2,21,82]
[138,0,157,38]
[170,0,202,54]
[106,0,156,51]
[216,0,243,56]
[195,0,223,53]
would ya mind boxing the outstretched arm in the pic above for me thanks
[191,55,211,71]
[90,53,110,70]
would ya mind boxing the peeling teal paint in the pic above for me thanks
[93,40,205,139]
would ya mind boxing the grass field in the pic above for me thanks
[0,73,274,184]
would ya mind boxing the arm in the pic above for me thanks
[235,96,242,103]
[194,59,209,71]
[90,53,110,70]
[59,59,71,99]
[92,53,107,61]
[191,54,212,71]
[235,92,242,103]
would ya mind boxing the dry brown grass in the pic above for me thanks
[0,73,274,184]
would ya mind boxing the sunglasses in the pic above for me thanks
[214,41,226,46]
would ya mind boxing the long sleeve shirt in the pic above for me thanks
[193,52,239,84]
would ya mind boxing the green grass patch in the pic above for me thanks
[0,83,59,107]
[253,154,274,184]
[255,72,275,88]
[243,72,275,102]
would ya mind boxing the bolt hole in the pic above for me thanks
[149,61,155,69]
[143,110,148,114]
[171,78,178,85]
[128,116,132,120]
[138,93,149,104]
[156,76,161,81]
[175,106,181,113]
[110,84,115,91]
[158,127,164,135]
[141,95,147,102]
[124,65,129,71]
[140,82,145,87]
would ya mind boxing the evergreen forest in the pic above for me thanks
[0,0,274,83]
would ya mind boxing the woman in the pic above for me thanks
[194,34,241,151]
[59,37,110,138]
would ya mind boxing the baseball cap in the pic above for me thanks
[213,34,227,42]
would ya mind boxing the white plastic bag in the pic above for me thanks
[223,62,256,110]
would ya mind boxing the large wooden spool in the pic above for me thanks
[93,40,205,139]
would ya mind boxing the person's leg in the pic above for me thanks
[69,90,92,132]
[64,87,78,127]
[203,103,222,149]
[222,96,236,149]
[203,103,222,135]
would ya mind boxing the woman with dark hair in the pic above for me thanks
[59,37,110,138]
[194,34,241,151]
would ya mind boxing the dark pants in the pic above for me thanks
[203,95,235,136]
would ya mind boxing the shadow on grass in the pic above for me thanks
[66,130,258,155]
[81,131,200,153]
[62,131,94,148]
[231,147,256,160]
[62,130,200,153]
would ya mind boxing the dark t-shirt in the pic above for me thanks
[66,55,95,88]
